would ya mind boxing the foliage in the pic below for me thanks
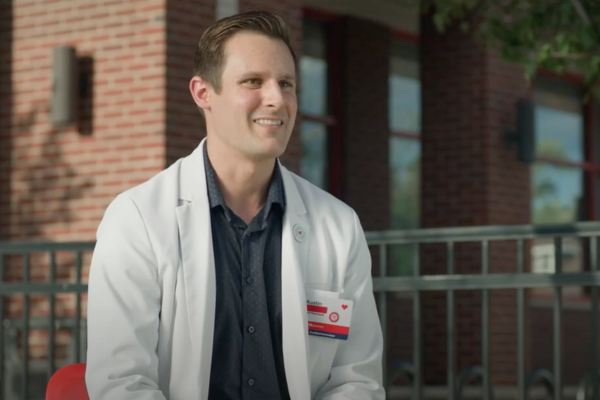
[423,0,600,100]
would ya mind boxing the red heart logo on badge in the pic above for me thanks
[341,304,348,310]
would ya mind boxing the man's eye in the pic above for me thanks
[280,81,294,88]
[245,78,261,85]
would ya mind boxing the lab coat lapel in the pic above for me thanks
[280,164,312,400]
[175,139,215,400]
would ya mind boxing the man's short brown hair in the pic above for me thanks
[193,10,296,94]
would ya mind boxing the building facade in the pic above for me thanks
[1,0,599,398]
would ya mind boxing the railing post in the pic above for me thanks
[0,251,4,400]
[553,237,563,400]
[75,251,83,363]
[447,241,456,400]
[48,251,56,379]
[379,244,387,390]
[413,243,422,400]
[22,252,30,400]
[591,237,599,400]
[481,240,491,400]
[517,239,526,400]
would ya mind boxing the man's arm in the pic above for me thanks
[85,195,167,400]
[314,210,386,400]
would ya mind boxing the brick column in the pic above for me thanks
[339,16,390,232]
[420,12,530,385]
[165,0,215,166]
[0,0,13,240]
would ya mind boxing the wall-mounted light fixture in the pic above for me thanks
[505,98,535,163]
[51,46,78,129]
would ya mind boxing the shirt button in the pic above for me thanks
[248,378,255,386]
[246,277,254,285]
[248,326,255,334]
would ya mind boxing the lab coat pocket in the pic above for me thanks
[305,288,341,380]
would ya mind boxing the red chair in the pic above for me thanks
[46,363,89,400]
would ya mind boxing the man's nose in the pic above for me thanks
[263,81,284,108]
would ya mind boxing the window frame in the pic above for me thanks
[531,70,599,301]
[389,29,421,236]
[389,30,421,142]
[300,8,342,196]
[534,70,598,222]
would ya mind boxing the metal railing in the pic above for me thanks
[367,222,600,400]
[0,241,93,400]
[0,222,600,399]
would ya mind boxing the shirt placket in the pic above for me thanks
[241,222,259,398]
[241,221,280,399]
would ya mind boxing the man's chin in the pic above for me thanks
[252,137,289,157]
[246,143,287,161]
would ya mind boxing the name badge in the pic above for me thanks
[306,291,354,341]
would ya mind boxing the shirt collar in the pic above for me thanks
[203,144,286,220]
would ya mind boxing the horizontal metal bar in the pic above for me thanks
[373,272,600,292]
[0,241,95,253]
[0,283,88,295]
[365,221,600,245]
[3,316,86,329]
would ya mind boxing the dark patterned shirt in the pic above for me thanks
[204,145,290,400]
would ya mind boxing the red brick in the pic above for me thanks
[417,11,530,385]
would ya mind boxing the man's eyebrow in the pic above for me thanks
[238,72,296,81]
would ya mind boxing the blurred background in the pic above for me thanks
[1,0,600,398]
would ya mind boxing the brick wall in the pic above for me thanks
[0,0,13,242]
[339,16,390,231]
[419,10,530,385]
[165,0,214,166]
[4,0,168,242]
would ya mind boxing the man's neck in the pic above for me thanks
[205,137,275,224]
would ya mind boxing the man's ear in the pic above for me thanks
[190,76,212,112]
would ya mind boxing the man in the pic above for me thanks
[85,10,384,400]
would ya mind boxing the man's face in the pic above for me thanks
[207,31,297,161]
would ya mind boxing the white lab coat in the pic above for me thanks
[85,139,385,400]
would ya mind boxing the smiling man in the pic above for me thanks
[85,10,384,400]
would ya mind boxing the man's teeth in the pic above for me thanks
[255,119,283,125]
